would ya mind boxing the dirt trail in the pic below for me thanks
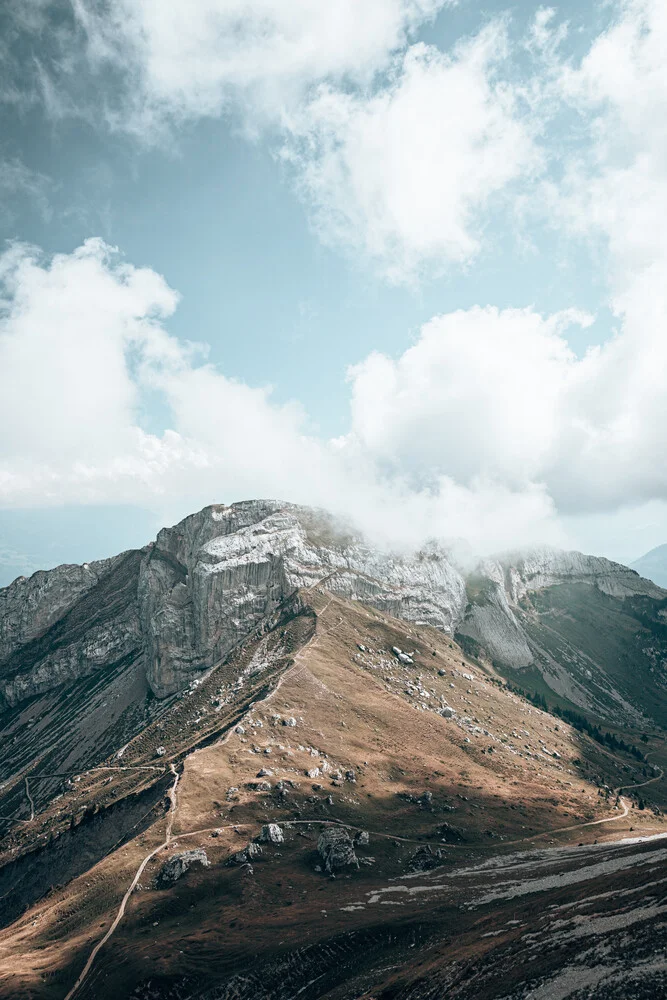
[62,592,336,998]
[63,764,180,1000]
[60,595,664,995]
[23,779,34,823]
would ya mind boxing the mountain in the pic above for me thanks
[457,549,667,728]
[632,542,667,589]
[0,500,665,999]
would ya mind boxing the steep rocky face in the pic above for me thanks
[0,500,467,705]
[457,548,667,725]
[139,500,467,697]
[3,504,666,722]
[0,551,144,708]
[0,554,124,665]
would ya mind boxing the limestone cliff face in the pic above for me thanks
[0,555,123,665]
[456,548,667,670]
[0,551,144,707]
[2,503,665,709]
[139,500,467,697]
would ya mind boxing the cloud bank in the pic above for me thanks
[2,2,667,560]
[0,229,664,557]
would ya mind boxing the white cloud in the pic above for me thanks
[3,237,667,560]
[553,0,667,285]
[285,24,542,281]
[346,295,667,516]
[30,2,540,282]
[71,0,447,134]
[0,238,563,555]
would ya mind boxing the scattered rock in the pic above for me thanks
[155,746,166,757]
[259,823,284,845]
[345,769,356,783]
[407,844,443,872]
[228,842,263,866]
[317,827,359,874]
[282,717,297,727]
[155,849,210,887]
[354,830,370,846]
[257,768,273,777]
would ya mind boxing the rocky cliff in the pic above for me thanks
[2,502,666,722]
[0,500,467,704]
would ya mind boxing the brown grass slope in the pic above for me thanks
[0,588,664,999]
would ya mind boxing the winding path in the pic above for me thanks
[63,765,180,1000]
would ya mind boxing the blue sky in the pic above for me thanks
[1,0,667,583]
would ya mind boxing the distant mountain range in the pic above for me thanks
[632,543,667,588]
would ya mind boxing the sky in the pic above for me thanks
[1,0,667,584]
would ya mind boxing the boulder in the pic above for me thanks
[155,849,210,887]
[317,827,358,874]
[259,823,284,844]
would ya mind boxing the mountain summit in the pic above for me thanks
[1,501,666,999]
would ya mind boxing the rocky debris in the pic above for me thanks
[344,769,356,783]
[440,706,455,718]
[256,781,272,791]
[226,787,239,801]
[306,767,320,779]
[354,830,370,846]
[440,822,465,843]
[407,844,443,872]
[317,827,359,874]
[257,768,273,777]
[282,716,297,727]
[154,849,210,887]
[155,746,166,757]
[259,823,284,845]
[228,842,263,866]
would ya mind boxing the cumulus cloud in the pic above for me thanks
[69,0,447,133]
[2,235,667,559]
[13,2,541,281]
[553,0,667,284]
[0,238,563,554]
[284,24,542,281]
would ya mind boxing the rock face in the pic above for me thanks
[1,500,468,704]
[0,550,144,707]
[457,549,666,670]
[138,500,467,697]
[155,848,210,887]
[2,501,666,720]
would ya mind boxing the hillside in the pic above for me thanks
[0,501,666,998]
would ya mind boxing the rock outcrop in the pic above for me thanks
[2,500,666,714]
[155,848,210,887]
[138,500,467,696]
[457,548,666,670]
[317,827,358,873]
